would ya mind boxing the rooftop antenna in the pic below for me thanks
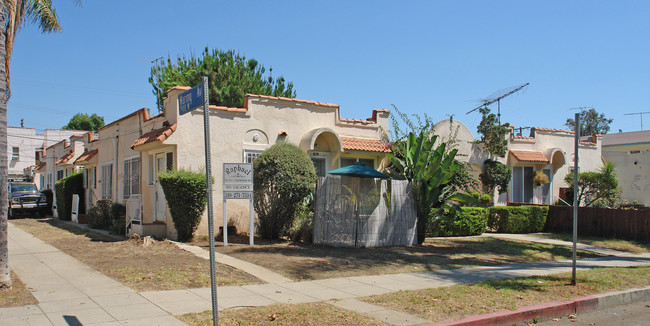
[467,83,529,124]
[624,111,650,131]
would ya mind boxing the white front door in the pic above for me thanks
[154,153,167,222]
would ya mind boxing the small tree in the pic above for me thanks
[564,161,620,207]
[565,108,612,136]
[253,142,316,240]
[477,106,510,158]
[63,113,105,132]
[158,169,208,242]
[480,159,511,195]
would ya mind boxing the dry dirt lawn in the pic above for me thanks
[179,302,389,326]
[194,234,603,281]
[0,271,38,308]
[10,218,261,291]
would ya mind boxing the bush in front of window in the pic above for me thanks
[158,168,208,242]
[430,207,488,237]
[254,142,317,240]
[54,172,85,220]
[109,202,127,235]
[487,206,549,233]
[88,200,113,230]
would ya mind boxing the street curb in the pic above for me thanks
[421,285,650,326]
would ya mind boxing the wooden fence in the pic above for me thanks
[544,206,650,242]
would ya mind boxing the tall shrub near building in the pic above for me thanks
[54,172,84,221]
[253,142,317,240]
[158,169,208,242]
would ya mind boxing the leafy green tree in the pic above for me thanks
[253,142,317,240]
[565,108,613,135]
[387,131,476,244]
[63,113,104,132]
[479,159,511,195]
[564,161,620,207]
[150,47,296,109]
[1,0,81,290]
[477,106,510,158]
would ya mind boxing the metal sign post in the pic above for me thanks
[223,163,254,245]
[571,113,580,286]
[179,77,218,325]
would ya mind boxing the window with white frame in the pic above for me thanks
[46,174,52,189]
[148,154,154,185]
[244,150,262,164]
[123,157,140,200]
[12,147,19,160]
[89,166,96,189]
[56,169,64,181]
[101,163,113,200]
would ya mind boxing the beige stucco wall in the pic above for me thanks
[602,141,650,206]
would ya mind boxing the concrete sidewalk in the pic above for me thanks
[5,222,650,326]
[4,223,185,326]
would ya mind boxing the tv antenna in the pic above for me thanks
[624,111,650,131]
[467,83,530,124]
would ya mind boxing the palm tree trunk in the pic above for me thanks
[0,4,12,289]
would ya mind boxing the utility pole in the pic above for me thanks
[624,112,650,131]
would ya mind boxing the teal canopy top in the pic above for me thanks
[327,162,390,179]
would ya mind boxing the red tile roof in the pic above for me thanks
[534,127,575,134]
[341,137,391,153]
[55,152,75,165]
[509,150,549,163]
[34,162,46,172]
[247,94,339,108]
[131,123,177,149]
[513,135,534,140]
[74,149,98,164]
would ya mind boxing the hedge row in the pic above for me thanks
[487,206,549,234]
[54,172,85,221]
[430,206,549,236]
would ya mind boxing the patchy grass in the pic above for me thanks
[178,302,389,326]
[193,236,603,281]
[536,233,650,254]
[10,218,261,291]
[361,266,650,323]
[0,271,38,307]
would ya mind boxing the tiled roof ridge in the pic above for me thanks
[55,151,75,165]
[247,94,339,108]
[74,149,99,164]
[340,136,391,153]
[131,123,177,149]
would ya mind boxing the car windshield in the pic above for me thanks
[10,184,38,193]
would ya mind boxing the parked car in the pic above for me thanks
[7,182,49,218]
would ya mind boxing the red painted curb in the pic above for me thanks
[422,296,599,326]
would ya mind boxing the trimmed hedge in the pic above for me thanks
[431,207,488,237]
[487,206,549,233]
[158,168,208,242]
[54,172,85,221]
[88,200,113,230]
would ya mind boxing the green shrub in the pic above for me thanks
[487,206,549,233]
[480,159,511,194]
[287,193,315,243]
[254,142,317,240]
[461,191,493,208]
[54,172,85,220]
[158,168,208,242]
[88,200,113,229]
[109,215,126,235]
[431,207,488,237]
[41,189,53,213]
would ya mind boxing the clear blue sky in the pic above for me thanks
[8,0,650,137]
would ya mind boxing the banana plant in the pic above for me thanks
[387,130,477,244]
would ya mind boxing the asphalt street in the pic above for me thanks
[537,299,650,326]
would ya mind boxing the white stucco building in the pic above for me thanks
[7,126,85,188]
[602,130,650,207]
[433,119,604,206]
[75,89,391,240]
